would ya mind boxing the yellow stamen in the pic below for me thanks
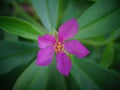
[54,41,64,53]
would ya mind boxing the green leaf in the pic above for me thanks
[66,75,81,90]
[110,28,120,41]
[100,43,114,67]
[78,0,120,28]
[4,32,18,41]
[45,59,68,90]
[71,58,120,90]
[80,38,108,46]
[0,17,42,40]
[13,61,49,90]
[0,41,38,76]
[13,58,67,90]
[12,2,46,34]
[31,0,60,32]
[75,0,120,39]
[61,0,92,23]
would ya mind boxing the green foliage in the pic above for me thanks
[0,41,38,76]
[30,0,60,32]
[72,58,120,90]
[13,60,67,90]
[0,0,120,90]
[0,17,42,40]
[100,43,114,67]
[75,0,120,39]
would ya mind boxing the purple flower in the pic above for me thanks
[36,19,90,76]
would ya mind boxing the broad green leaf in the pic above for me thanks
[71,60,101,90]
[61,0,92,23]
[87,51,101,62]
[110,28,120,41]
[78,0,120,28]
[66,75,81,90]
[100,43,114,68]
[0,41,38,76]
[45,59,67,90]
[80,38,108,46]
[13,58,67,90]
[0,17,42,40]
[75,0,120,39]
[31,0,60,32]
[13,61,49,90]
[4,32,18,41]
[71,58,120,90]
[12,2,46,34]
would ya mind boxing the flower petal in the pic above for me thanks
[38,34,56,48]
[64,40,90,58]
[58,18,79,41]
[36,46,54,66]
[56,52,72,76]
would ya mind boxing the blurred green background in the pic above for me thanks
[0,0,120,90]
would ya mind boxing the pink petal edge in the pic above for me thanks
[38,34,56,48]
[58,18,79,41]
[36,46,54,66]
[56,52,72,76]
[64,40,90,58]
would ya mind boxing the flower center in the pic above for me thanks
[54,41,64,53]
